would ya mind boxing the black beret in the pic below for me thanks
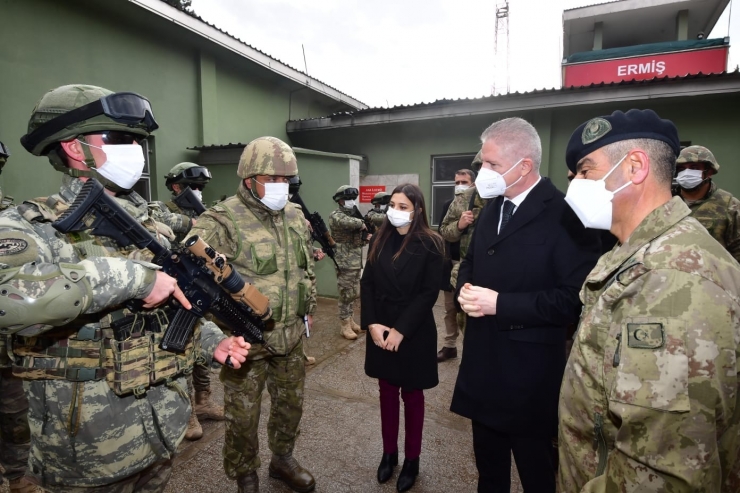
[565,109,680,172]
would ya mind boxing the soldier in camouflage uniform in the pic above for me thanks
[674,145,740,262]
[438,151,485,335]
[0,84,249,493]
[560,109,740,492]
[149,162,223,440]
[329,185,366,340]
[0,141,38,493]
[188,136,317,493]
[149,162,210,243]
[365,191,390,230]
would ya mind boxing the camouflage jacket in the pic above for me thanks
[329,207,364,269]
[439,187,489,288]
[148,197,194,243]
[558,197,740,493]
[681,181,740,263]
[0,175,226,488]
[365,208,386,230]
[189,183,317,359]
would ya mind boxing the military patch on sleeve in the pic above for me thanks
[627,323,664,349]
[0,231,39,266]
[582,117,612,145]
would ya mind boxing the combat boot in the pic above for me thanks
[269,453,315,492]
[195,389,225,421]
[236,471,259,493]
[185,411,203,441]
[8,477,40,493]
[340,319,357,340]
[349,318,362,334]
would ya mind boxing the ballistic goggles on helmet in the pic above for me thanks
[21,92,158,153]
[0,141,9,158]
[333,187,359,201]
[166,166,212,189]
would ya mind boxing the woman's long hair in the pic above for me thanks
[367,183,444,263]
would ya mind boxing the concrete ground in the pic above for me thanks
[1,294,524,493]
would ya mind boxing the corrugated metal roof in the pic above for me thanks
[155,0,365,107]
[288,70,740,123]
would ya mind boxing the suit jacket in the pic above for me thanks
[361,230,444,390]
[450,177,601,436]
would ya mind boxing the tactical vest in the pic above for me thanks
[11,194,198,397]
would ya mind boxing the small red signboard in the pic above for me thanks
[360,185,386,203]
[563,47,728,87]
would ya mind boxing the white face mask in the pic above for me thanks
[475,159,523,199]
[565,154,631,230]
[455,184,470,195]
[257,181,289,211]
[78,141,145,190]
[343,199,357,208]
[675,169,705,190]
[387,207,412,228]
[192,189,203,202]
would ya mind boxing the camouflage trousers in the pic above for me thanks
[37,459,172,493]
[186,359,212,394]
[220,338,305,478]
[336,268,361,320]
[0,368,30,483]
[442,290,460,349]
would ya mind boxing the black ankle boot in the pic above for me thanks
[396,457,419,492]
[377,452,398,483]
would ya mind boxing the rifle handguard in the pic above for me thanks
[185,235,271,319]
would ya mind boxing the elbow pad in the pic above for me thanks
[0,263,92,335]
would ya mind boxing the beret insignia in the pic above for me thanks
[582,118,612,145]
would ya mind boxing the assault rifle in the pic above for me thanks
[172,186,206,216]
[52,178,275,363]
[351,206,374,242]
[289,192,340,270]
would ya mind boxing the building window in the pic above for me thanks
[132,137,154,201]
[430,153,477,226]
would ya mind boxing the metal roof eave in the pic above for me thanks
[286,75,740,132]
[128,0,368,110]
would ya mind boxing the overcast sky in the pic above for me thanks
[190,0,739,108]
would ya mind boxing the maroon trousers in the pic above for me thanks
[378,379,424,459]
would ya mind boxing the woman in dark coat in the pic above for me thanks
[361,183,444,492]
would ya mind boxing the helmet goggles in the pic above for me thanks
[21,92,158,153]
[333,187,359,201]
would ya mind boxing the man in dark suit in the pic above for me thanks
[451,117,601,493]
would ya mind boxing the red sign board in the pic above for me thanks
[563,47,728,87]
[360,185,386,203]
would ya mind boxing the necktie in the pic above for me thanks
[500,200,515,232]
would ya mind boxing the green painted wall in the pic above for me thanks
[0,0,351,205]
[293,152,354,298]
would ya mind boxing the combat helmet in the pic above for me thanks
[676,145,720,172]
[333,185,359,203]
[288,175,302,195]
[237,137,297,179]
[19,84,157,190]
[371,191,391,206]
[165,162,212,192]
[471,149,483,171]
